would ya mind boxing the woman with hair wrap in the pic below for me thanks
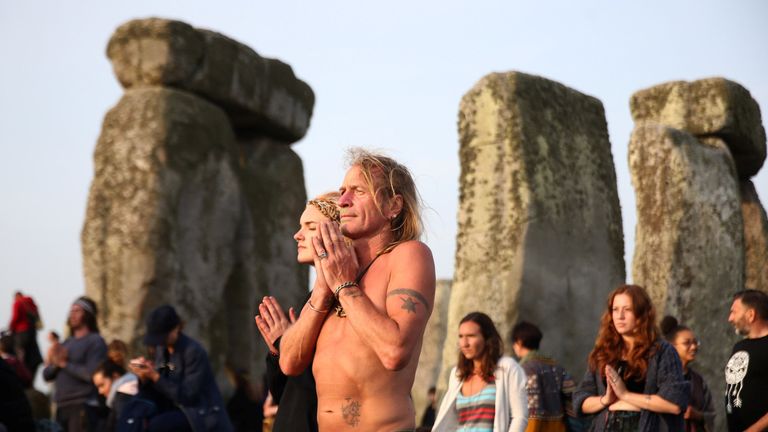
[253,192,340,432]
[660,316,715,431]
[433,312,528,432]
[574,285,688,431]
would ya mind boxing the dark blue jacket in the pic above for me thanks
[145,333,233,432]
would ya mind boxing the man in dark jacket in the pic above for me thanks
[129,305,233,432]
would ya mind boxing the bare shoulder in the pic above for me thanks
[385,241,435,313]
[388,240,434,266]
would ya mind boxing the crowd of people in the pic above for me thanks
[2,149,768,432]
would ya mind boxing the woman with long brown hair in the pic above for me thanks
[432,312,528,431]
[574,285,688,431]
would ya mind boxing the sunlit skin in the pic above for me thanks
[728,298,752,336]
[92,371,112,398]
[338,165,402,244]
[458,321,490,397]
[672,329,698,370]
[253,204,329,354]
[294,205,327,265]
[612,293,638,342]
[458,321,486,362]
[582,291,682,416]
[280,162,436,431]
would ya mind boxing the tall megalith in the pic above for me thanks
[82,18,314,385]
[631,78,767,295]
[741,180,768,292]
[629,77,766,430]
[629,126,743,369]
[439,71,625,390]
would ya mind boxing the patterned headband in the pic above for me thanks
[308,198,340,223]
[73,299,95,316]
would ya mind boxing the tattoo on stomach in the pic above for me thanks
[342,397,361,427]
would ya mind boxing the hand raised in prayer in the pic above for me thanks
[255,296,297,355]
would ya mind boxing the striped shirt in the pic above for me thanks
[456,383,496,432]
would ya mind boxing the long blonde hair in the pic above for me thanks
[346,148,423,254]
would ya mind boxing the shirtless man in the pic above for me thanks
[280,149,436,431]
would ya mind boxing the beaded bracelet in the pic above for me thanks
[334,281,359,299]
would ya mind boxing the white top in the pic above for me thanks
[433,356,528,432]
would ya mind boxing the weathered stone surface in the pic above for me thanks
[413,279,451,423]
[630,78,766,179]
[107,18,315,142]
[629,126,743,431]
[232,137,308,379]
[741,180,768,293]
[82,86,310,391]
[82,87,243,371]
[438,72,625,388]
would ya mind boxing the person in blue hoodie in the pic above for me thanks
[128,305,233,432]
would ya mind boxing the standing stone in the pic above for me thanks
[630,78,766,179]
[629,125,743,430]
[107,17,315,143]
[231,137,308,378]
[439,71,625,390]
[82,87,242,364]
[741,180,768,292]
[83,18,315,390]
[412,279,451,425]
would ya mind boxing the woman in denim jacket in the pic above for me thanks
[574,285,688,432]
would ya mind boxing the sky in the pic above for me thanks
[1,1,766,374]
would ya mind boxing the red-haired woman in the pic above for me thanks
[433,312,528,431]
[574,285,689,431]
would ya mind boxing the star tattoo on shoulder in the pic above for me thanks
[387,288,430,314]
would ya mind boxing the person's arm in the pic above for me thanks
[506,360,528,432]
[745,412,768,432]
[574,368,617,416]
[60,337,107,383]
[42,363,59,381]
[278,278,334,375]
[606,363,683,414]
[255,296,297,355]
[331,238,435,370]
[560,368,577,417]
[686,370,715,428]
[255,295,295,398]
[150,345,207,405]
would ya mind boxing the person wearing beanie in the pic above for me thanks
[42,296,107,432]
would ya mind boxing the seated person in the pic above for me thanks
[128,305,233,432]
[92,359,138,430]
